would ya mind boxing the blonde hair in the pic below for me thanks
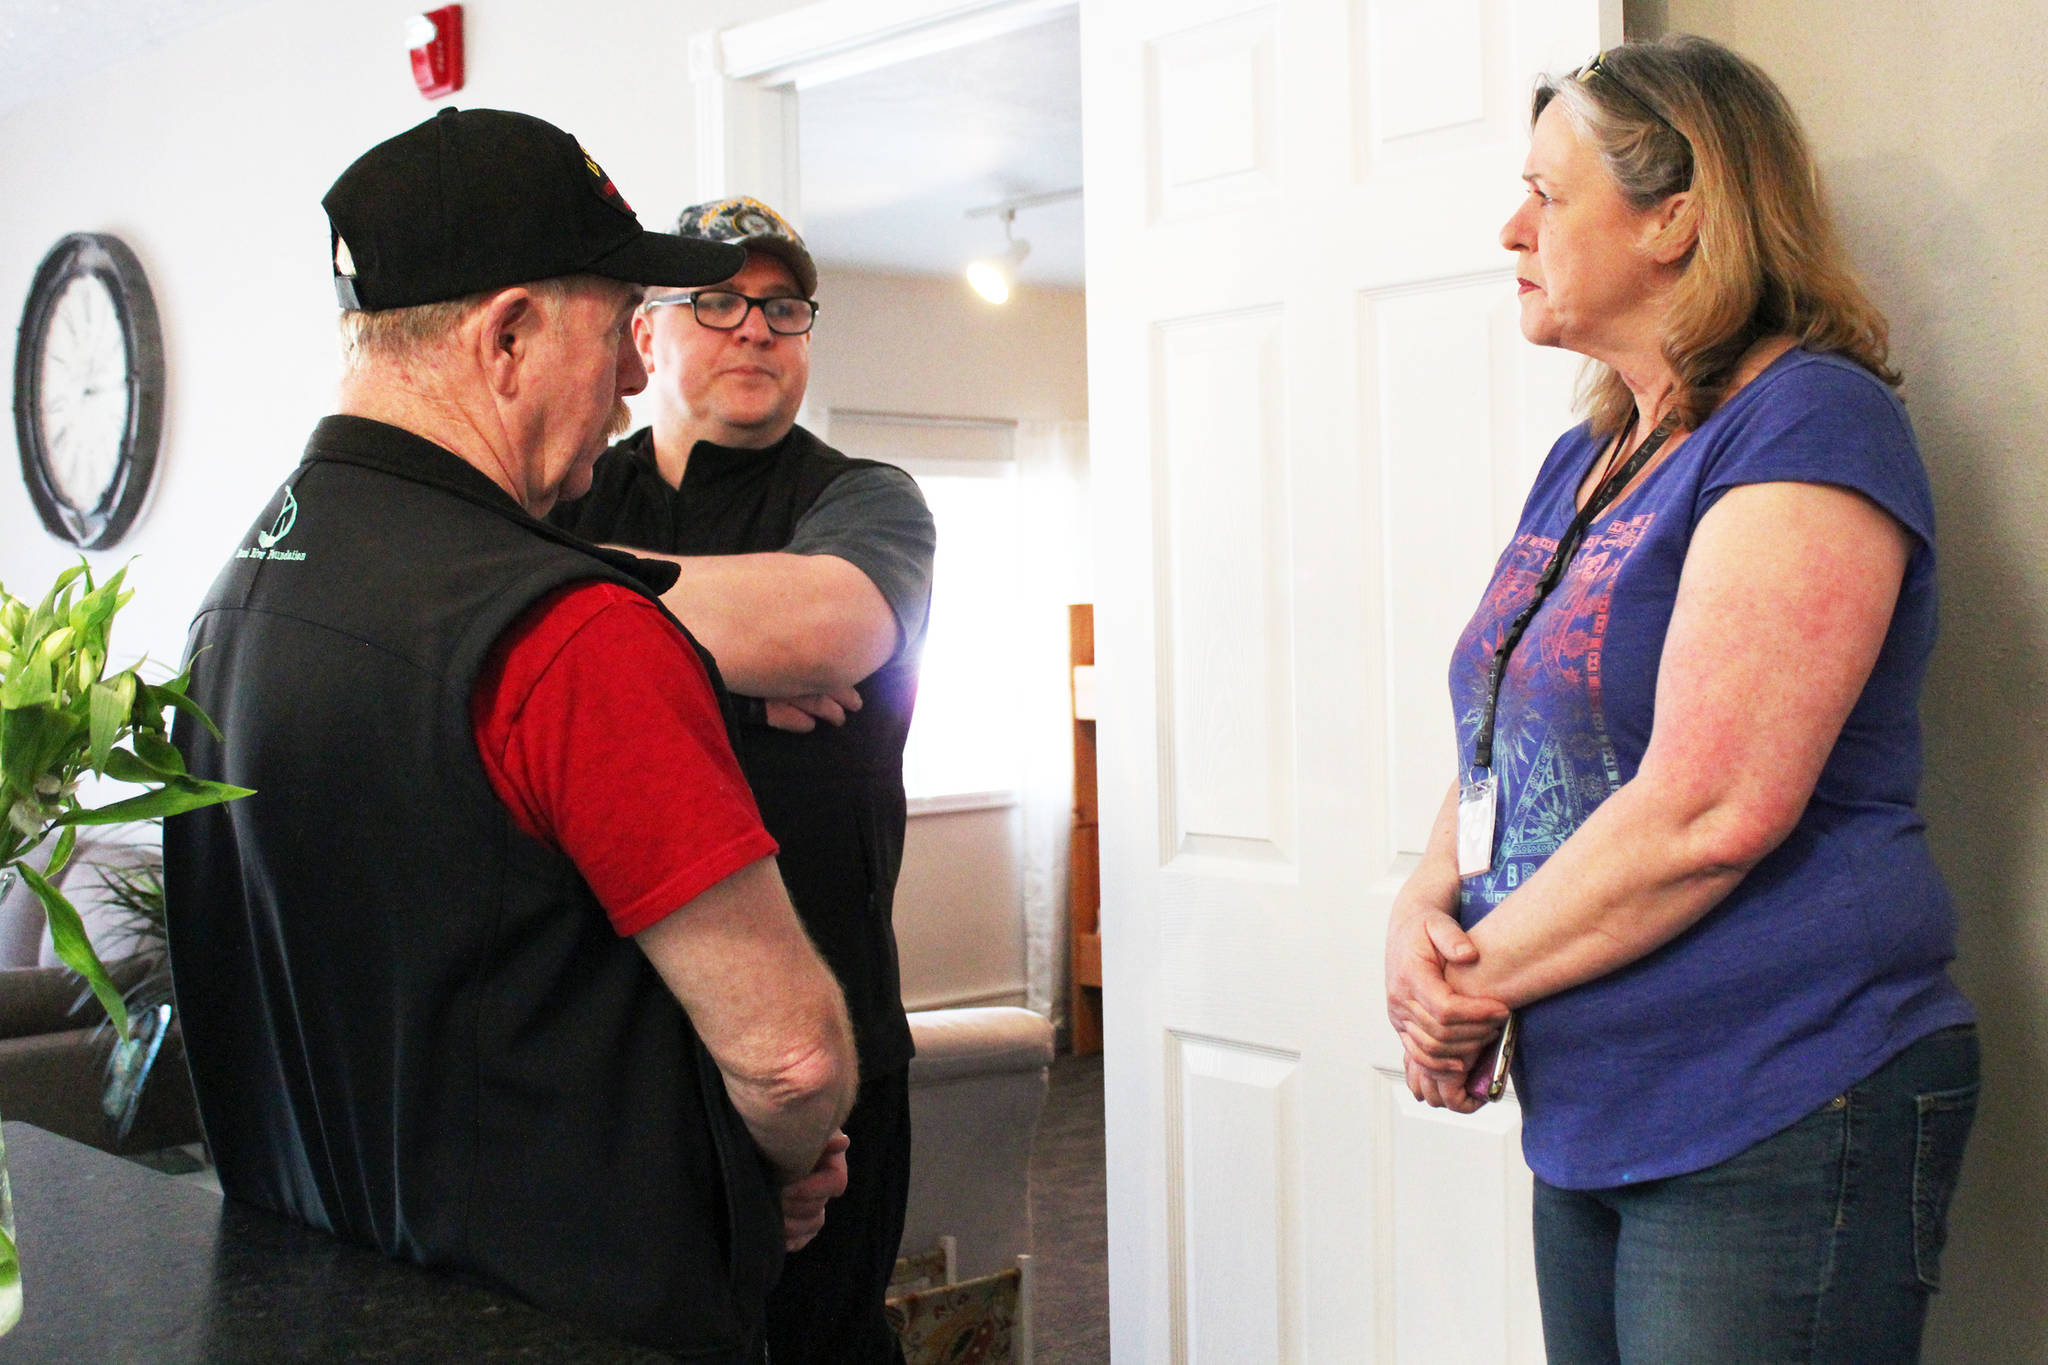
[338,275,622,373]
[1534,35,1898,437]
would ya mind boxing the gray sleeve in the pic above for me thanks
[786,465,936,656]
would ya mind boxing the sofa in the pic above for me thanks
[892,1006,1054,1365]
[0,829,202,1155]
[901,1005,1055,1279]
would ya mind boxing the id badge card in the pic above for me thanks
[1456,771,1497,878]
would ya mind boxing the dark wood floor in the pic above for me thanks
[1029,1050,1108,1365]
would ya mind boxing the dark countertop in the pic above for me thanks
[0,1121,673,1363]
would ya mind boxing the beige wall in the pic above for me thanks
[894,805,1029,1012]
[0,0,812,671]
[808,267,1090,424]
[1642,3,2048,1360]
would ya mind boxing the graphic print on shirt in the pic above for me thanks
[1452,511,1657,917]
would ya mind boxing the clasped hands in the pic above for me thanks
[765,686,863,733]
[1385,904,1510,1115]
[781,1129,851,1251]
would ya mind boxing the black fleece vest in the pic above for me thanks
[553,425,917,1074]
[164,416,781,1361]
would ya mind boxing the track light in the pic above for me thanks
[967,209,1031,304]
[962,187,1080,305]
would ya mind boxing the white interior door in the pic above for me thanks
[1081,1,1614,1361]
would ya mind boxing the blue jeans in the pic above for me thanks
[1532,1025,1979,1365]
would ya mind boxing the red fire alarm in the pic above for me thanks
[406,5,464,100]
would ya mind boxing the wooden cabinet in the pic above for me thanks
[1068,603,1103,1055]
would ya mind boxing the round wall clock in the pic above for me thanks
[12,232,165,549]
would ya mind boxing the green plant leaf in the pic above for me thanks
[46,824,77,881]
[25,565,87,648]
[15,861,129,1039]
[0,707,32,791]
[0,1222,17,1305]
[43,562,87,605]
[94,848,167,958]
[77,589,119,638]
[56,777,255,826]
[88,675,135,772]
[132,731,187,778]
[0,657,55,709]
[27,702,84,771]
[75,570,130,652]
[103,746,182,785]
[142,672,224,742]
[0,594,24,648]
[2,704,80,795]
[34,625,77,670]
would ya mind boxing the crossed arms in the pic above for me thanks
[632,549,898,731]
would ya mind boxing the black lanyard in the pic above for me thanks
[1471,411,1679,771]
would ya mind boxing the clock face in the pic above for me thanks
[12,233,164,549]
[36,272,132,512]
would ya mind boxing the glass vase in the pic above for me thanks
[0,1122,18,1335]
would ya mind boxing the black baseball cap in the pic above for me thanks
[323,107,746,310]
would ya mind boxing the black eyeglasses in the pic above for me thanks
[644,290,819,336]
[1573,50,1687,148]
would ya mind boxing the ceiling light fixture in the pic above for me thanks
[964,187,1082,305]
[967,209,1030,304]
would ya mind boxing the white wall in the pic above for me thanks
[0,1,1091,1021]
[0,0,811,669]
[1639,3,2048,1360]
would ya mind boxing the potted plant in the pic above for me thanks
[0,562,251,1331]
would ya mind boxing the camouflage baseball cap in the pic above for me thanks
[673,196,818,297]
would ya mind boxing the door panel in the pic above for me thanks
[1170,1034,1302,1364]
[1380,1089,1543,1363]
[1150,10,1279,220]
[1156,308,1295,870]
[1085,1,1617,1360]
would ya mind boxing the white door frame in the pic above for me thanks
[693,7,1619,1365]
[688,0,1080,215]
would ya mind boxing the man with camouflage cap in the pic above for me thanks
[551,195,933,1365]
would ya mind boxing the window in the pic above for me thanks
[829,413,1027,806]
[902,458,1027,802]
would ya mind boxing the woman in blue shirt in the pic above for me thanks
[1383,35,1976,1364]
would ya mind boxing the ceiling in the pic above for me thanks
[798,12,1083,288]
[0,1,1085,291]
[0,0,261,114]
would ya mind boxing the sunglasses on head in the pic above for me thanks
[1573,50,1687,148]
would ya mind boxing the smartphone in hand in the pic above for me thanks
[1465,1012,1519,1103]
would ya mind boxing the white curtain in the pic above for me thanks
[1014,421,1092,1032]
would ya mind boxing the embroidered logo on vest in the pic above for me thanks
[238,487,307,562]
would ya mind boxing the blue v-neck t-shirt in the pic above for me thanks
[1450,349,1973,1189]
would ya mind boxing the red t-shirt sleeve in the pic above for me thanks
[470,581,779,936]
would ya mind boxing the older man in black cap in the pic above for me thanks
[550,196,932,1365]
[164,110,857,1362]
